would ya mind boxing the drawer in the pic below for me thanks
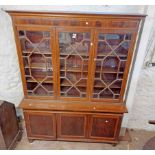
[88,114,122,141]
[14,16,139,29]
[52,18,94,27]
[24,111,56,140]
[14,17,95,27]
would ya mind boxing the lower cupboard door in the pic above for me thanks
[24,111,56,140]
[88,114,122,141]
[57,113,87,140]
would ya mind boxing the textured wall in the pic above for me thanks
[127,67,155,130]
[0,5,155,131]
[0,9,23,104]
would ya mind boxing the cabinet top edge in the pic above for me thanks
[18,98,128,114]
[5,10,147,19]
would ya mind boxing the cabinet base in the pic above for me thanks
[23,110,123,144]
[27,136,119,144]
[28,139,34,143]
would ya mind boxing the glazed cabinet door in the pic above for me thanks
[57,113,87,140]
[24,111,56,140]
[88,114,122,141]
[56,28,93,100]
[16,27,56,98]
[91,30,136,102]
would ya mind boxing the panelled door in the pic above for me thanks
[57,113,87,140]
[88,114,122,141]
[24,111,56,140]
[56,28,94,100]
[16,26,57,99]
[91,29,137,102]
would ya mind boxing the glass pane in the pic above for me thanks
[19,30,53,96]
[93,33,132,99]
[59,32,91,98]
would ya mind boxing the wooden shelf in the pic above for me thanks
[93,80,121,88]
[27,77,53,83]
[22,50,52,55]
[109,84,121,89]
[61,80,87,87]
[95,67,123,73]
[60,80,122,89]
[31,63,46,69]
[60,52,127,58]
[110,89,121,95]
[60,66,88,72]
[97,53,127,58]
[24,63,52,70]
[60,51,89,57]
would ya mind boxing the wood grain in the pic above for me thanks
[8,11,145,144]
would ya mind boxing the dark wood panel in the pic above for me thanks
[0,101,22,149]
[24,111,56,140]
[91,117,117,137]
[12,17,141,29]
[89,114,122,140]
[7,11,145,30]
[57,113,87,139]
[8,11,145,30]
[0,125,6,149]
[0,102,19,148]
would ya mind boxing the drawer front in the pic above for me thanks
[14,16,139,29]
[57,113,87,140]
[14,17,94,27]
[88,114,122,140]
[24,111,56,140]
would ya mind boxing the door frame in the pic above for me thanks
[90,29,138,103]
[13,25,57,99]
[55,27,95,101]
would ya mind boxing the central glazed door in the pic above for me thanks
[56,28,94,100]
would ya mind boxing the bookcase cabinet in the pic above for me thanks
[8,11,145,144]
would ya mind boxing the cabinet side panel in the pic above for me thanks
[0,103,19,149]
[12,21,28,97]
[0,128,6,149]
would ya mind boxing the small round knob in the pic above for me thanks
[86,22,89,25]
[90,42,93,46]
[105,120,109,123]
[93,106,96,110]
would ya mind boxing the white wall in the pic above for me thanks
[127,67,155,131]
[125,6,155,131]
[0,5,155,131]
